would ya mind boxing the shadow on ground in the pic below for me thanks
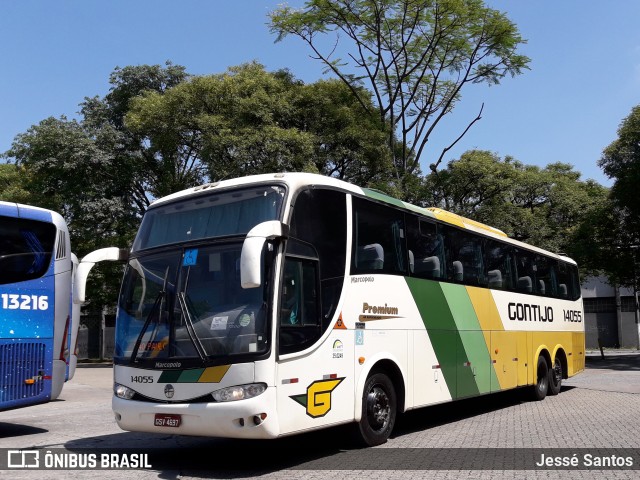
[59,386,556,477]
[585,353,640,371]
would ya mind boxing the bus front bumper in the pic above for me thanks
[112,386,280,439]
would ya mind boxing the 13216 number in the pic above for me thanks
[1,293,49,310]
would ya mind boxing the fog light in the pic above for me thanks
[253,413,267,425]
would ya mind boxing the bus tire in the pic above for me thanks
[532,355,549,401]
[356,372,397,447]
[548,356,562,396]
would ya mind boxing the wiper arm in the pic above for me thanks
[130,289,164,364]
[177,292,207,361]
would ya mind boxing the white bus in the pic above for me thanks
[0,201,81,411]
[76,172,584,446]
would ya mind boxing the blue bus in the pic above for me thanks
[0,201,80,411]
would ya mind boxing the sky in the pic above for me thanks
[1,1,640,188]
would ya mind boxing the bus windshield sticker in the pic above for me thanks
[183,249,198,266]
[210,316,228,330]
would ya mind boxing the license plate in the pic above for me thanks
[154,413,181,427]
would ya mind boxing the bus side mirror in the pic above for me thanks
[74,247,129,304]
[241,221,288,289]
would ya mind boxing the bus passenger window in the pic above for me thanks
[407,217,443,280]
[351,197,407,275]
[484,240,514,290]
[443,226,485,286]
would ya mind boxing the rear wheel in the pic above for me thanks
[532,356,549,401]
[355,372,397,447]
[548,356,563,396]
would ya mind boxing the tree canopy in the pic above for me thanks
[574,105,640,288]
[269,0,530,191]
[125,62,395,189]
[422,150,609,256]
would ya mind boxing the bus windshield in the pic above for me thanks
[116,242,269,364]
[132,185,285,251]
[116,185,284,364]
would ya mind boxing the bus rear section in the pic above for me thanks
[0,201,75,411]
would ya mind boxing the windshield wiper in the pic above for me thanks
[177,292,207,361]
[129,289,165,364]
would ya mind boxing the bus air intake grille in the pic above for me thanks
[0,342,46,405]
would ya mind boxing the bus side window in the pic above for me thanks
[351,197,407,275]
[443,225,485,287]
[484,240,514,290]
[534,255,557,297]
[558,261,580,300]
[515,249,536,293]
[406,217,443,280]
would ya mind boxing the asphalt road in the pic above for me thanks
[1,352,639,479]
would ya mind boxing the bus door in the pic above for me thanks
[275,254,354,435]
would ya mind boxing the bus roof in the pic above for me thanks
[147,172,576,265]
[0,201,68,233]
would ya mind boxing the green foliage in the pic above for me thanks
[126,62,395,188]
[423,150,609,256]
[2,62,189,311]
[579,105,640,288]
[2,61,396,310]
[598,105,640,234]
[0,163,34,203]
[269,0,530,185]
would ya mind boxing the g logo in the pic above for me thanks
[290,378,345,418]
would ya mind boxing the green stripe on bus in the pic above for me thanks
[179,368,205,383]
[441,283,498,396]
[361,188,436,217]
[361,188,406,208]
[405,277,460,398]
[158,370,182,383]
[158,369,205,383]
[405,278,499,398]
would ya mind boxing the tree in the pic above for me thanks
[423,150,608,255]
[599,105,640,217]
[0,163,34,204]
[578,105,640,288]
[2,61,400,310]
[3,62,190,310]
[269,0,530,191]
[125,62,395,188]
[80,61,190,204]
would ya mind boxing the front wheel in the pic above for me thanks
[548,356,563,396]
[355,372,397,447]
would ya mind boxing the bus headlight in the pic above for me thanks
[211,383,266,402]
[114,383,136,400]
